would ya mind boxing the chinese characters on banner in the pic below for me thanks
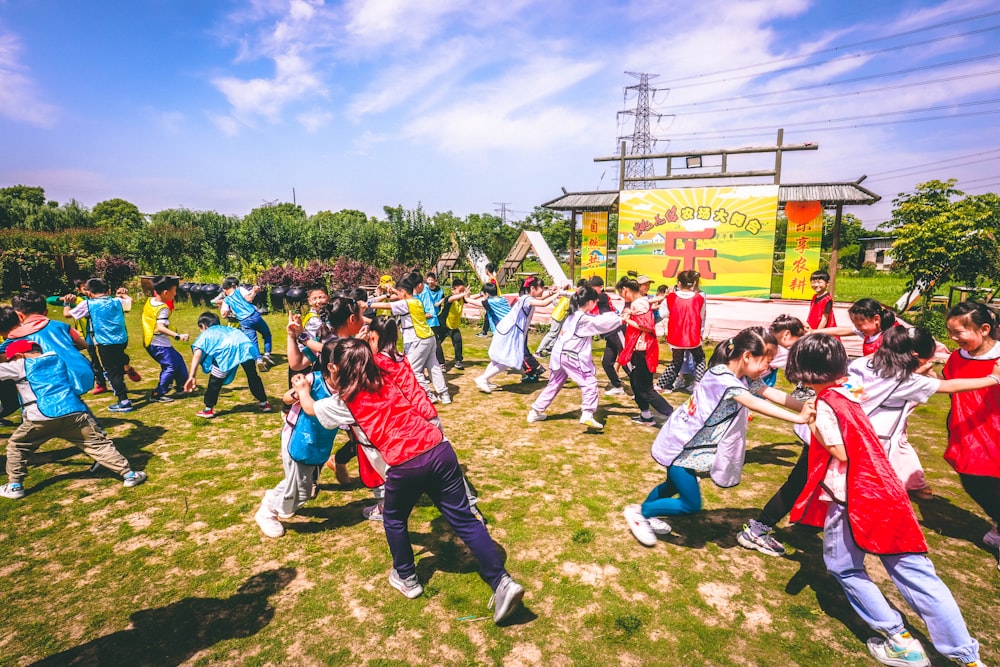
[780,201,824,300]
[618,186,779,297]
[581,211,608,282]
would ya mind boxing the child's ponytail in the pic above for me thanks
[870,326,926,380]
[849,298,895,331]
[568,285,598,315]
[707,326,776,367]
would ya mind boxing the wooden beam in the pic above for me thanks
[623,169,776,182]
[594,141,818,163]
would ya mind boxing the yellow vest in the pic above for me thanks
[141,298,169,347]
[406,298,433,339]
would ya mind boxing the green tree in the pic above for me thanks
[881,180,1000,302]
[93,198,145,231]
[520,206,577,255]
[233,202,308,267]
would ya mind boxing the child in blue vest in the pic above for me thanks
[0,340,147,500]
[218,277,273,371]
[63,278,135,412]
[255,337,341,538]
[184,312,270,418]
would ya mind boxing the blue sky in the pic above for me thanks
[1,0,998,227]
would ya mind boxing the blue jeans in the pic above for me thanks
[146,345,188,395]
[240,311,271,356]
[823,503,980,663]
[382,441,506,590]
[641,465,702,517]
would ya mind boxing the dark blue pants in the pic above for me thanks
[383,441,506,590]
[240,311,272,356]
[146,345,188,396]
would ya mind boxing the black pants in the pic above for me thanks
[960,472,1000,527]
[626,351,673,416]
[204,360,267,409]
[87,343,107,389]
[0,379,19,419]
[434,325,463,364]
[334,440,358,465]
[656,346,706,390]
[601,330,624,388]
[95,343,130,401]
[522,339,541,375]
[758,441,810,528]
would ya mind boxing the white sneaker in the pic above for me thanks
[254,496,285,538]
[866,633,929,667]
[648,517,672,535]
[439,393,452,405]
[605,386,625,396]
[475,377,493,394]
[389,569,423,599]
[580,413,603,429]
[527,409,547,423]
[623,504,656,547]
[983,526,1000,549]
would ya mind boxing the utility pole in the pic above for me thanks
[494,202,511,224]
[617,72,667,190]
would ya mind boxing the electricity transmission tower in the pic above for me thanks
[617,72,667,190]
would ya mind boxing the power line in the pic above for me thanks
[659,9,1000,84]
[668,25,1000,91]
[865,153,1000,182]
[676,68,1000,117]
[668,52,1000,110]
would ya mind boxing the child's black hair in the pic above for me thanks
[348,287,368,303]
[85,278,108,295]
[576,278,589,288]
[368,316,404,362]
[222,276,240,291]
[451,277,466,288]
[408,271,423,286]
[619,278,641,294]
[0,305,19,335]
[869,326,936,381]
[482,282,499,297]
[568,285,598,315]
[708,326,776,368]
[810,269,830,282]
[947,300,1000,340]
[770,314,806,338]
[396,276,414,294]
[519,276,544,295]
[308,286,329,297]
[656,284,668,295]
[677,270,700,288]
[332,337,383,403]
[849,298,895,330]
[485,262,496,274]
[151,275,179,294]
[426,271,437,280]
[587,275,604,288]
[318,337,339,380]
[785,334,848,385]
[197,312,221,329]
[11,291,48,316]
[317,296,360,340]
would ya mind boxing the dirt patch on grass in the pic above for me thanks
[697,581,739,621]
[560,561,620,586]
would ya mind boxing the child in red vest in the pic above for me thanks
[943,301,1000,570]
[294,338,523,624]
[787,334,985,667]
[655,270,706,392]
[806,269,836,329]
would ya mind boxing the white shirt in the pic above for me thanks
[0,358,46,421]
[848,357,940,452]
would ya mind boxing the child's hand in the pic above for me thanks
[991,359,1000,380]
[290,373,312,395]
[798,399,816,424]
[915,360,935,376]
[61,293,76,304]
[178,333,190,342]
[115,287,128,298]
[183,377,197,393]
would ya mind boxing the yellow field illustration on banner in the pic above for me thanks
[618,186,779,297]
[781,201,824,300]
[581,211,608,282]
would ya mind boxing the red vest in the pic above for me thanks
[618,307,659,372]
[665,292,704,348]
[807,293,836,329]
[346,380,442,467]
[374,353,437,422]
[943,351,1000,477]
[791,388,927,555]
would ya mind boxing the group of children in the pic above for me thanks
[2,267,999,649]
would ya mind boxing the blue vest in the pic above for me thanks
[24,321,94,395]
[24,353,88,418]
[88,297,128,345]
[194,325,256,384]
[223,289,257,321]
[286,372,338,464]
[418,287,441,327]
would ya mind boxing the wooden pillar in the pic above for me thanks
[829,203,843,296]
[569,209,577,283]
[773,128,784,185]
[619,141,627,191]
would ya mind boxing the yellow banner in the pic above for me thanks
[780,201,824,299]
[618,186,778,297]
[581,211,608,282]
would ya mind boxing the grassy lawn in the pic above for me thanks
[1,300,997,666]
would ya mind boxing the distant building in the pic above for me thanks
[859,236,896,271]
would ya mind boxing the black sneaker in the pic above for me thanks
[453,361,465,370]
[149,391,174,403]
[631,415,657,426]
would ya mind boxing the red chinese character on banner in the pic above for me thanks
[665,206,679,222]
[791,257,809,273]
[795,235,810,254]
[794,221,810,233]
[590,221,598,232]
[789,277,807,292]
[661,229,717,279]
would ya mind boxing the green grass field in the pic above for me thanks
[1,300,997,666]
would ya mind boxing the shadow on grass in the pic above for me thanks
[29,567,296,667]
[743,441,803,468]
[916,495,996,554]
[290,498,369,532]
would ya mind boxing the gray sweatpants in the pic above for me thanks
[6,411,131,484]
[405,336,448,397]
[266,439,321,517]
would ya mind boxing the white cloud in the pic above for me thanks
[297,108,333,132]
[208,112,243,137]
[343,0,468,51]
[0,31,57,127]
